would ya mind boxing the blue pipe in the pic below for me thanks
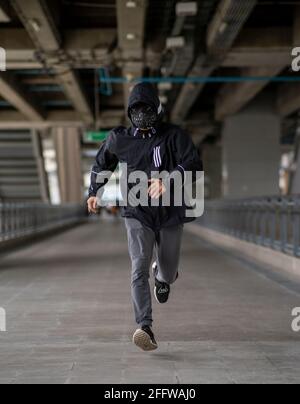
[99,76,300,84]
[28,85,63,92]
[99,68,113,96]
[42,100,72,107]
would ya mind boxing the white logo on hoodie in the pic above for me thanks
[153,146,162,168]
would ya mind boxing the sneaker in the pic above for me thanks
[152,262,178,304]
[154,278,170,304]
[133,326,158,351]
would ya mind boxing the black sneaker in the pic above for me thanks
[154,279,170,304]
[152,262,178,304]
[133,326,158,351]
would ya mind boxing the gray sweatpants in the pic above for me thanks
[125,218,183,328]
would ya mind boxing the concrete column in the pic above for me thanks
[202,145,222,200]
[31,130,50,203]
[53,127,83,204]
[222,94,281,199]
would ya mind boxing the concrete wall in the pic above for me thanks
[202,144,222,199]
[186,223,300,282]
[222,94,281,198]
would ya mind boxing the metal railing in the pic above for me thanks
[198,196,300,257]
[0,203,86,243]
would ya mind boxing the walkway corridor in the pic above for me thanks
[0,220,300,384]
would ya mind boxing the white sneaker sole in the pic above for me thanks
[133,329,158,352]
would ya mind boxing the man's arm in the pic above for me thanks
[88,134,119,213]
[171,128,203,183]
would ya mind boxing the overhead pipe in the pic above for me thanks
[99,76,300,84]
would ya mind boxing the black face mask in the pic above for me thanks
[130,104,158,129]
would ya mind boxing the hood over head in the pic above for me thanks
[128,82,163,125]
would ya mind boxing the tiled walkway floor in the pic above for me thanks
[0,220,300,384]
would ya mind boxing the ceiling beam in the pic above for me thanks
[0,2,11,22]
[277,83,300,117]
[96,109,125,129]
[207,0,257,59]
[1,26,291,70]
[54,67,94,125]
[215,66,283,121]
[171,60,214,124]
[1,27,116,51]
[216,15,291,120]
[116,0,147,60]
[64,28,116,52]
[11,0,93,124]
[171,0,257,124]
[1,26,291,69]
[2,27,116,70]
[116,0,147,110]
[0,72,45,121]
[216,23,290,120]
[0,109,125,130]
[223,27,292,67]
[0,110,85,129]
[11,0,60,51]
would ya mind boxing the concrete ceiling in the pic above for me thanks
[0,0,298,135]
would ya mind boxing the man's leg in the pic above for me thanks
[125,218,155,327]
[154,225,184,302]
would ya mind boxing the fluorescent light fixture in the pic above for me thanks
[126,1,137,7]
[29,19,42,32]
[176,2,198,17]
[166,36,185,49]
[219,22,228,34]
[126,33,136,41]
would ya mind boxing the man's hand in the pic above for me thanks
[87,197,99,214]
[148,179,167,200]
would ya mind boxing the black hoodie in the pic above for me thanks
[89,82,203,231]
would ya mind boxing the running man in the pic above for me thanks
[87,83,203,351]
